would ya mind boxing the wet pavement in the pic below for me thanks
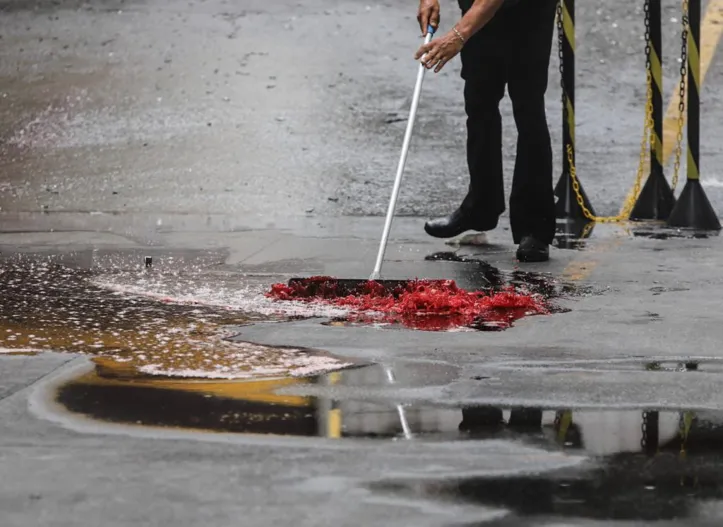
[5,217,723,526]
[4,0,723,525]
[35,357,723,525]
[0,255,355,379]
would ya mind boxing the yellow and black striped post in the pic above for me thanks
[630,0,676,221]
[667,0,721,230]
[553,0,596,220]
[319,371,342,438]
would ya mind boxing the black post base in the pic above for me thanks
[554,171,596,221]
[630,171,676,221]
[667,179,722,230]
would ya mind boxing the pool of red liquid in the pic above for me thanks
[266,276,550,331]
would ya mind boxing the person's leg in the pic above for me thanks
[424,3,508,238]
[459,59,506,223]
[506,0,558,255]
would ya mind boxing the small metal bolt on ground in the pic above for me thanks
[144,256,152,268]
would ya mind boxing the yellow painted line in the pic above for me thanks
[560,234,625,283]
[87,359,313,406]
[561,260,597,281]
[618,0,723,211]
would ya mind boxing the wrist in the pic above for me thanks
[452,25,466,45]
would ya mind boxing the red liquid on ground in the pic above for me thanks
[266,277,550,331]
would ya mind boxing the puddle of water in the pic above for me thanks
[52,358,723,520]
[492,358,718,374]
[632,229,718,240]
[369,405,723,522]
[53,359,715,446]
[423,252,593,299]
[0,260,352,379]
[55,362,459,438]
[553,219,595,250]
[650,286,690,295]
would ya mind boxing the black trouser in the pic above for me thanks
[458,0,557,244]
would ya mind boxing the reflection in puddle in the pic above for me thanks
[54,359,723,520]
[423,252,591,297]
[553,219,595,250]
[0,261,351,378]
[375,406,723,522]
[56,362,460,438]
[632,228,718,240]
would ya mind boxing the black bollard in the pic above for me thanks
[631,0,677,221]
[553,0,596,221]
[667,0,722,230]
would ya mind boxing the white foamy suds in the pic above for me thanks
[133,341,353,380]
[137,354,352,380]
[0,347,43,354]
[91,278,351,319]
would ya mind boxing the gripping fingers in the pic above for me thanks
[422,47,441,69]
[418,7,436,35]
[418,12,429,35]
[414,42,433,60]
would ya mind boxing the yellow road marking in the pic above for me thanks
[561,260,597,281]
[561,236,623,282]
[618,0,723,211]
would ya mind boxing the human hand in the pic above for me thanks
[417,0,440,36]
[414,30,464,73]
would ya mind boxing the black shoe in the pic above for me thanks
[516,236,549,262]
[424,208,497,239]
[459,407,505,434]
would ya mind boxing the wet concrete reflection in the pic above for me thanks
[424,251,593,299]
[632,227,720,240]
[56,362,459,437]
[553,219,595,250]
[373,406,723,522]
[55,358,723,519]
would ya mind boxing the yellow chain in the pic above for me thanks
[672,0,689,193]
[672,106,685,194]
[565,67,654,223]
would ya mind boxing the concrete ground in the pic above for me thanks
[4,0,723,525]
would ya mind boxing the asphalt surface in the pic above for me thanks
[4,0,723,526]
[3,0,723,219]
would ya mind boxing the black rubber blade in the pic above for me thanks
[287,277,411,296]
